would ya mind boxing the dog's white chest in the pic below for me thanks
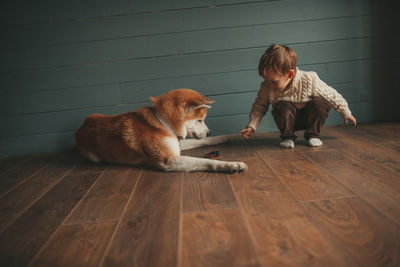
[163,136,180,156]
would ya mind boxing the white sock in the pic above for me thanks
[280,139,295,148]
[307,138,323,147]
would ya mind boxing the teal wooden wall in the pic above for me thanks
[1,0,399,156]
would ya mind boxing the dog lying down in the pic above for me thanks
[75,89,247,172]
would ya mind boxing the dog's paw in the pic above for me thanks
[225,161,247,173]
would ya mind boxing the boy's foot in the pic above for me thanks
[280,139,294,148]
[307,138,323,147]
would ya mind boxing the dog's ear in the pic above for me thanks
[195,104,212,110]
[203,98,215,104]
[188,98,215,110]
[150,96,157,104]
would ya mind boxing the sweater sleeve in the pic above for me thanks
[312,73,352,118]
[247,82,270,131]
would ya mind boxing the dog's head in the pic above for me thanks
[150,89,215,139]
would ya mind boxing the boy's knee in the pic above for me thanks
[309,97,330,115]
[273,101,296,118]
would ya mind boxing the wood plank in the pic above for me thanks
[303,197,400,266]
[182,170,238,214]
[0,155,32,176]
[101,170,181,267]
[300,147,400,226]
[0,171,100,266]
[228,156,350,266]
[30,221,117,267]
[0,154,51,198]
[66,165,142,224]
[0,154,75,233]
[357,122,400,142]
[180,209,261,267]
[378,140,400,154]
[324,126,400,176]
[256,149,353,202]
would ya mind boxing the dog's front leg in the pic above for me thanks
[179,134,242,151]
[159,156,247,173]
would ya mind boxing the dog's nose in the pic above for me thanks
[206,131,211,137]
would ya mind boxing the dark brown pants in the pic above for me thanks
[271,97,331,141]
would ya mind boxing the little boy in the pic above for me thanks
[241,44,357,148]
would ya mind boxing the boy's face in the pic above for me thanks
[263,68,294,92]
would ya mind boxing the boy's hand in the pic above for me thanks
[344,115,357,126]
[240,126,255,139]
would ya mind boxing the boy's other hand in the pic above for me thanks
[344,115,357,126]
[240,126,255,139]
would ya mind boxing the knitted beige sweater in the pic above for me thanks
[248,68,352,131]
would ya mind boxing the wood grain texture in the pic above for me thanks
[180,209,261,267]
[30,221,117,267]
[257,149,353,202]
[227,155,350,266]
[0,155,32,176]
[0,154,49,198]
[101,170,181,267]
[0,154,74,233]
[182,170,238,213]
[378,141,400,153]
[324,126,400,176]
[300,147,400,226]
[66,165,142,224]
[0,171,100,266]
[303,198,400,266]
[357,122,400,142]
[0,122,400,266]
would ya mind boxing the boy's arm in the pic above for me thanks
[247,82,270,131]
[312,73,352,119]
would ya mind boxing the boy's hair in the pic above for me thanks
[258,44,297,76]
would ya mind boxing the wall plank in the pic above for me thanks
[0,0,398,156]
[1,14,397,72]
[0,0,386,49]
[1,37,398,94]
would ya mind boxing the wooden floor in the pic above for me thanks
[0,122,399,267]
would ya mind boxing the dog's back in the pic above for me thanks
[75,106,171,165]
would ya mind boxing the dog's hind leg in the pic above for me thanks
[179,134,241,151]
[158,155,247,173]
[78,147,102,162]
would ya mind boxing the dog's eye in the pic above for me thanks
[198,120,203,123]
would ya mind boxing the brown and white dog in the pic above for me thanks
[75,89,247,172]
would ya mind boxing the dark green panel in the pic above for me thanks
[2,37,398,94]
[2,14,398,72]
[1,0,398,156]
[0,102,145,139]
[0,131,76,157]
[0,84,121,116]
[0,0,215,26]
[0,0,381,49]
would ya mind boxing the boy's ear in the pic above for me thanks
[288,69,295,79]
